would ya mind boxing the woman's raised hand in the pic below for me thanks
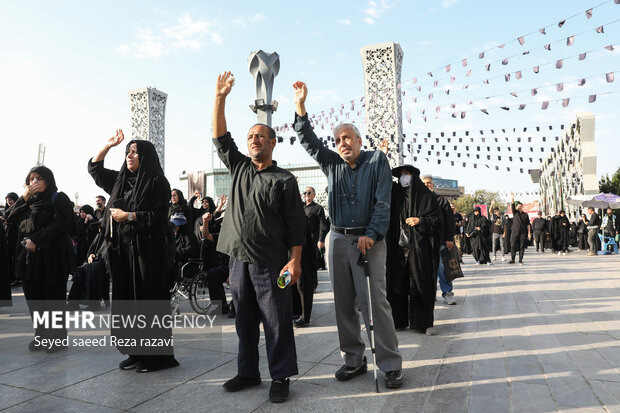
[107,129,125,149]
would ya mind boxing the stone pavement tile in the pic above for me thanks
[510,381,557,412]
[546,375,603,410]
[2,394,122,413]
[131,359,316,413]
[255,361,388,413]
[505,354,545,379]
[0,351,118,393]
[52,349,236,411]
[589,378,620,412]
[468,382,511,413]
[0,384,41,410]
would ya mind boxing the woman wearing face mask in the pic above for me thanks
[384,163,442,334]
[4,166,75,352]
[88,129,179,373]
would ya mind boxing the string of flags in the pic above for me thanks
[410,153,533,174]
[400,46,617,100]
[402,90,616,122]
[407,123,565,138]
[401,0,620,87]
[403,70,617,119]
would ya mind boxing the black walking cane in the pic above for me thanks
[357,253,379,393]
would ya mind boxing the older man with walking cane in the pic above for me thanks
[292,81,403,390]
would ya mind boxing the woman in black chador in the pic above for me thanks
[466,207,490,264]
[385,164,442,333]
[577,214,589,250]
[88,129,178,373]
[4,166,74,351]
[0,221,13,307]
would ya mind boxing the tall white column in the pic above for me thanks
[360,42,404,168]
[129,87,168,170]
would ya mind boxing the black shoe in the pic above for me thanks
[335,356,367,381]
[221,304,230,315]
[227,304,236,319]
[119,356,139,370]
[508,260,515,264]
[135,358,179,373]
[385,369,403,388]
[223,375,261,392]
[28,340,45,352]
[269,378,290,403]
[294,318,309,328]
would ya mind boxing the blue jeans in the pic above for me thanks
[437,245,453,296]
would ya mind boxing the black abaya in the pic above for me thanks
[386,165,442,331]
[467,213,490,264]
[0,224,12,306]
[88,140,177,370]
[5,166,74,341]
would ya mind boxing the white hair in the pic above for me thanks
[333,123,361,140]
[420,174,434,181]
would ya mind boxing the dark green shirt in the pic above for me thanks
[213,132,306,269]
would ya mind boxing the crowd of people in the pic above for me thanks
[0,72,618,404]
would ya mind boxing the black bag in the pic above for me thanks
[441,247,464,283]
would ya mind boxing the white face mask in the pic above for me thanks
[399,175,412,187]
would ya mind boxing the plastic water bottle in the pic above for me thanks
[277,271,291,289]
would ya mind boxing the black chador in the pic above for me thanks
[466,208,490,264]
[557,213,570,253]
[550,214,562,252]
[577,218,589,250]
[4,166,74,342]
[0,222,13,307]
[89,140,177,371]
[386,165,442,331]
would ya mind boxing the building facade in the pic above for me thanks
[535,113,597,219]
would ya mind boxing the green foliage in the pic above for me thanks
[599,167,620,195]
[454,190,504,215]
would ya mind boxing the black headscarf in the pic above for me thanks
[5,192,18,202]
[21,166,58,233]
[202,196,216,214]
[102,140,165,237]
[169,188,189,217]
[79,204,95,216]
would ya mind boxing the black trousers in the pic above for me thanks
[229,257,298,380]
[511,233,527,262]
[206,265,229,306]
[533,231,544,251]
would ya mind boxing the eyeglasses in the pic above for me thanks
[304,191,313,195]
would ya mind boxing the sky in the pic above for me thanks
[1,0,618,207]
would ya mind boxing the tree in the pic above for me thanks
[599,167,620,195]
[454,190,504,215]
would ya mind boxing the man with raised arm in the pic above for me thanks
[212,72,306,403]
[292,81,403,389]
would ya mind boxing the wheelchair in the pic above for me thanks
[597,232,619,255]
[170,239,220,316]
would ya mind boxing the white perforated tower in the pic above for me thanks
[129,87,168,170]
[360,42,404,168]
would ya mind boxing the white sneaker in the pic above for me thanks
[501,257,506,262]
[487,261,492,265]
[562,252,567,256]
[425,327,438,336]
[443,294,456,305]
[492,256,496,261]
[557,252,562,256]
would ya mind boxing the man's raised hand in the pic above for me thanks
[293,81,307,104]
[379,140,389,156]
[293,81,307,116]
[216,72,235,98]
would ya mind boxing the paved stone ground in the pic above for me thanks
[1,248,619,412]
